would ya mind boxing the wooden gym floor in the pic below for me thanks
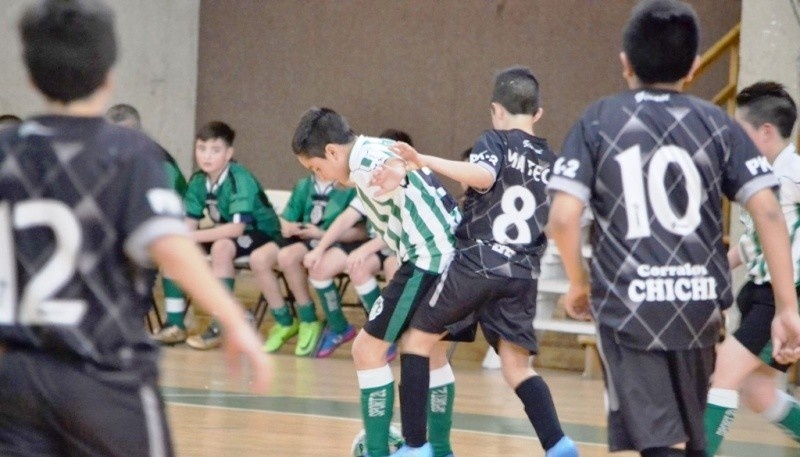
[154,271,800,456]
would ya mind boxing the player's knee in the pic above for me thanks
[209,239,235,261]
[249,244,278,272]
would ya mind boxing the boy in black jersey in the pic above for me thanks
[0,1,270,455]
[389,66,578,457]
[547,1,800,456]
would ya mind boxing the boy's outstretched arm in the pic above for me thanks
[390,142,494,190]
[547,191,591,321]
[148,235,273,393]
[745,188,800,364]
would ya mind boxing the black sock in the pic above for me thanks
[515,376,564,450]
[400,354,430,448]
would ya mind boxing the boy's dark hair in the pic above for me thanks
[106,103,141,129]
[492,66,541,115]
[0,114,23,127]
[379,129,414,147]
[19,0,117,103]
[196,121,236,146]
[622,0,699,85]
[292,107,356,158]
[736,81,798,139]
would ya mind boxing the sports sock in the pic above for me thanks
[295,301,318,323]
[762,389,800,442]
[162,277,186,328]
[221,277,235,291]
[310,278,348,332]
[400,354,430,448]
[428,364,455,457]
[515,375,564,450]
[358,365,395,457]
[704,387,738,455]
[270,304,294,327]
[355,278,381,313]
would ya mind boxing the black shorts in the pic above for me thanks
[279,236,363,255]
[363,262,442,343]
[733,281,800,372]
[0,351,173,457]
[200,230,275,258]
[596,325,715,452]
[412,258,539,354]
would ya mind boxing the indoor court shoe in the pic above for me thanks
[389,443,433,457]
[545,436,578,457]
[186,324,222,350]
[152,324,187,345]
[316,324,357,358]
[262,320,299,353]
[295,320,324,356]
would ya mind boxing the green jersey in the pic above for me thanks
[348,135,461,273]
[282,175,356,229]
[184,161,280,240]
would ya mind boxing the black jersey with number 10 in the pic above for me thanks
[548,89,777,351]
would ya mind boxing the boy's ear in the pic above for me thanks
[324,143,337,159]
[532,107,544,124]
[619,52,635,80]
[683,55,702,84]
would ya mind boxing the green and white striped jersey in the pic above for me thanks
[348,136,461,273]
[737,143,800,285]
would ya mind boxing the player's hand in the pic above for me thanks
[346,246,370,274]
[564,282,592,321]
[370,163,406,197]
[221,318,273,393]
[771,310,800,365]
[296,225,323,240]
[281,222,301,238]
[304,247,324,270]
[390,142,424,170]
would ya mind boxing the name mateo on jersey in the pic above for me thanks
[507,150,550,182]
[628,263,718,303]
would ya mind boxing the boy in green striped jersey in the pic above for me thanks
[292,108,461,457]
[704,82,800,454]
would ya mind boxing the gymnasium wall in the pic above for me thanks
[197,0,740,192]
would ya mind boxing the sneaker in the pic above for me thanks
[316,324,357,358]
[295,320,324,357]
[262,320,299,353]
[152,324,187,345]
[186,323,221,350]
[386,342,398,363]
[545,436,578,457]
[389,443,433,457]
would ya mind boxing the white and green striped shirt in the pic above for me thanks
[348,135,461,273]
[738,143,800,285]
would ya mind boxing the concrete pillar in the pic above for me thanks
[0,0,200,175]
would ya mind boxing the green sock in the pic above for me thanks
[221,277,235,291]
[311,279,348,333]
[356,279,381,313]
[705,388,738,455]
[270,304,294,327]
[295,302,318,323]
[428,365,455,457]
[358,366,395,457]
[162,278,186,328]
[764,390,800,443]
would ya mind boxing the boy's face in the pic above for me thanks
[195,138,233,176]
[297,148,349,186]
